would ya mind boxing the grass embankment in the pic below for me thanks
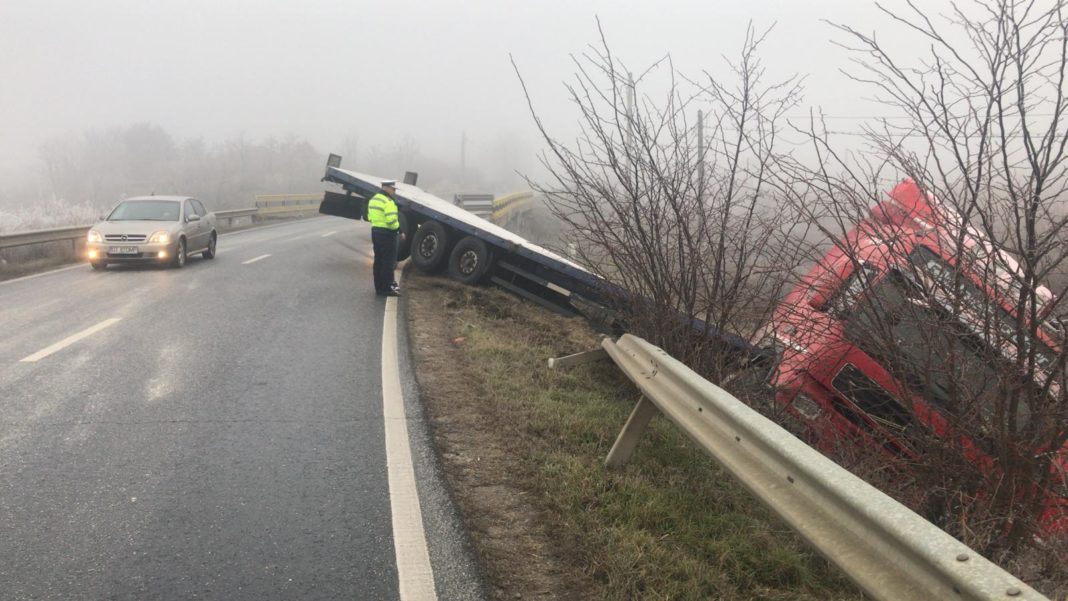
[404,271,863,601]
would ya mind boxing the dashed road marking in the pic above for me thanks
[321,231,337,237]
[242,254,271,265]
[20,318,122,362]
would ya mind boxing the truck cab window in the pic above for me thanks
[823,264,880,319]
[832,363,913,435]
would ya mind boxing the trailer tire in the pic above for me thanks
[410,220,449,272]
[397,212,412,262]
[447,236,494,285]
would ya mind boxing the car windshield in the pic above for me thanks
[107,200,180,221]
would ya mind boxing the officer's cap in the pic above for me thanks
[381,180,397,188]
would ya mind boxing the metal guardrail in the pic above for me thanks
[599,333,1047,601]
[454,193,495,218]
[0,225,94,250]
[254,193,322,207]
[492,191,532,223]
[0,201,324,253]
[215,208,259,229]
[255,202,319,217]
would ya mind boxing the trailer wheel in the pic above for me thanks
[447,236,494,285]
[410,220,449,272]
[397,212,412,262]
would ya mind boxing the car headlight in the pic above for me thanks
[87,230,103,243]
[148,231,171,244]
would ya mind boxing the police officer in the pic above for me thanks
[367,180,402,296]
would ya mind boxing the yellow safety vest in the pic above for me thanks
[367,193,400,231]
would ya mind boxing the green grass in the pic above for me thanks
[426,277,863,601]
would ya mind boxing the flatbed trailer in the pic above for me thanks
[319,154,760,355]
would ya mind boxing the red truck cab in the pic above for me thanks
[762,180,1067,530]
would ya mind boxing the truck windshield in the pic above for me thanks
[908,246,1058,374]
[832,363,913,432]
[842,269,1021,431]
[107,201,180,221]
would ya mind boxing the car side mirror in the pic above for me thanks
[187,214,201,222]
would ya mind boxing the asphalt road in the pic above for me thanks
[0,217,484,600]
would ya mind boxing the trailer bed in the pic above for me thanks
[321,159,762,357]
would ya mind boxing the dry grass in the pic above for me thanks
[404,270,863,600]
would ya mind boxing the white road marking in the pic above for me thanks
[321,231,337,237]
[242,254,271,265]
[19,318,122,363]
[381,271,437,601]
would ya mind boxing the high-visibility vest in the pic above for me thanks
[367,193,400,231]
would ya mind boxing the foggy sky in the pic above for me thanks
[1,0,953,175]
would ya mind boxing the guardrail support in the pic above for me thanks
[605,396,658,469]
[547,347,608,370]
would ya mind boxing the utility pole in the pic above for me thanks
[460,131,467,189]
[697,110,704,204]
[626,72,635,146]
[625,72,635,174]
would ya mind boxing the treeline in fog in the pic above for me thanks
[0,123,532,234]
[0,123,322,233]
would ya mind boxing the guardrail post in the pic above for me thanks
[605,396,659,469]
[547,347,608,370]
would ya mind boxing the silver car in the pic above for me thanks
[86,196,218,270]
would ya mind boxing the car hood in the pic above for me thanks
[92,220,181,235]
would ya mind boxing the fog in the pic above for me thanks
[0,0,956,226]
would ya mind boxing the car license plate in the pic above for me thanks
[109,246,139,255]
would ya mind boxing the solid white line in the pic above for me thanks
[381,271,437,601]
[242,254,271,265]
[321,231,337,237]
[20,318,122,362]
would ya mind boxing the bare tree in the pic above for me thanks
[783,0,1068,577]
[514,22,815,378]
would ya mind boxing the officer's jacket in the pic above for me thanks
[367,193,400,231]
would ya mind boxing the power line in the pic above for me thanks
[783,113,1062,120]
[816,130,1067,139]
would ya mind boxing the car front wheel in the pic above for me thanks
[172,239,187,268]
[90,261,106,271]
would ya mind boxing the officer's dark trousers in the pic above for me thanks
[371,227,398,294]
